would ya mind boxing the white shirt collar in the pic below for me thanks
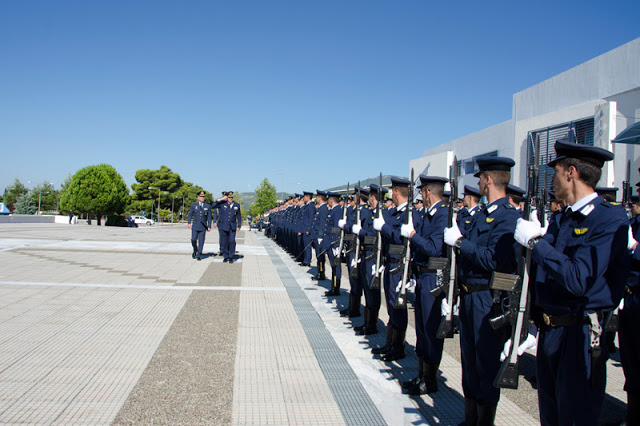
[396,201,408,212]
[568,192,598,213]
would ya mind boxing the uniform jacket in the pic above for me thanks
[302,201,316,234]
[533,196,629,315]
[217,201,242,231]
[411,201,448,267]
[188,202,212,230]
[458,197,519,286]
[312,203,329,239]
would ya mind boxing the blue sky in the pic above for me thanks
[1,0,639,199]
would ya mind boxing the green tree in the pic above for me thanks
[29,182,59,213]
[130,165,183,213]
[60,164,130,225]
[13,193,36,214]
[250,178,277,217]
[2,179,28,212]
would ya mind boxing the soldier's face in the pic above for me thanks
[198,195,205,202]
[632,203,640,216]
[552,164,570,200]
[478,173,489,196]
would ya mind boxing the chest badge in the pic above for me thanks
[486,217,495,223]
[574,228,588,235]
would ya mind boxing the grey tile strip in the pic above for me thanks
[262,240,387,426]
[0,281,285,292]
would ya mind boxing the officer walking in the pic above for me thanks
[216,191,242,263]
[443,157,520,424]
[188,191,213,261]
[515,139,629,425]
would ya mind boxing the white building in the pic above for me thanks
[410,37,640,198]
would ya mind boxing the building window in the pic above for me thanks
[459,151,498,176]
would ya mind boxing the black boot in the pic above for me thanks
[325,276,341,296]
[371,325,393,354]
[353,307,368,333]
[628,392,640,426]
[401,355,423,389]
[341,295,361,317]
[422,361,439,393]
[312,261,326,281]
[359,308,379,335]
[380,327,406,362]
[459,398,477,426]
[476,404,496,426]
[191,240,198,259]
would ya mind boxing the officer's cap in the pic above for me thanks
[463,185,481,197]
[413,198,423,206]
[507,184,526,197]
[368,184,388,196]
[416,175,448,189]
[303,191,314,196]
[443,190,451,197]
[295,193,302,198]
[596,187,619,196]
[474,156,515,177]
[327,191,341,199]
[316,190,327,196]
[548,139,614,168]
[222,191,228,196]
[390,176,411,188]
[631,195,640,204]
[227,191,234,197]
[197,191,206,197]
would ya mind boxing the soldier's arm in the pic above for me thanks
[532,214,629,298]
[410,209,447,257]
[458,211,518,273]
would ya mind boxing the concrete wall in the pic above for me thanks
[0,215,55,224]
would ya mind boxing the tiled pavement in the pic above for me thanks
[0,223,628,424]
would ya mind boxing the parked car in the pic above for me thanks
[131,215,154,226]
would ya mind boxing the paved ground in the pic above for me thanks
[0,222,628,424]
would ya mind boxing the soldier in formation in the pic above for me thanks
[263,138,639,425]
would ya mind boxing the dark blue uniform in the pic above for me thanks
[532,196,629,425]
[312,201,329,280]
[322,203,343,293]
[410,200,448,365]
[217,201,242,261]
[457,197,519,408]
[621,214,640,424]
[301,200,315,266]
[188,201,212,259]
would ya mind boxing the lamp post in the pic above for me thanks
[149,187,161,223]
[171,194,175,223]
[37,190,49,215]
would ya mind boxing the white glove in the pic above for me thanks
[408,278,416,290]
[352,223,362,235]
[444,221,462,247]
[441,298,451,316]
[373,216,385,231]
[350,258,356,268]
[372,264,385,276]
[628,226,638,251]
[400,222,414,239]
[619,297,625,311]
[500,334,537,362]
[318,238,323,245]
[338,219,346,229]
[514,217,541,247]
[395,280,403,292]
[332,247,339,257]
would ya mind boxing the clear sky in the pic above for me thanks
[1,0,639,198]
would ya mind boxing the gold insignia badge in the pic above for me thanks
[465,220,471,224]
[486,218,495,223]
[574,228,588,235]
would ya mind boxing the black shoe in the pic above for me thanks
[197,256,202,261]
[223,258,228,263]
[301,263,310,267]
[311,275,326,281]
[227,258,234,263]
[192,252,196,259]
[325,289,340,296]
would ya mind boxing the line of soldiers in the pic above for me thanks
[264,139,640,426]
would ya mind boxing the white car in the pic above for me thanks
[132,216,154,226]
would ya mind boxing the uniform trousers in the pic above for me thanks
[459,289,505,406]
[219,228,237,259]
[537,322,608,425]
[384,259,407,330]
[302,233,313,264]
[361,255,381,311]
[414,272,444,363]
[191,228,206,256]
[620,291,640,393]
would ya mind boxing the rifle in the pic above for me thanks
[489,134,540,389]
[371,173,383,290]
[394,169,414,309]
[350,182,362,279]
[335,183,349,267]
[623,160,632,218]
[430,155,459,339]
